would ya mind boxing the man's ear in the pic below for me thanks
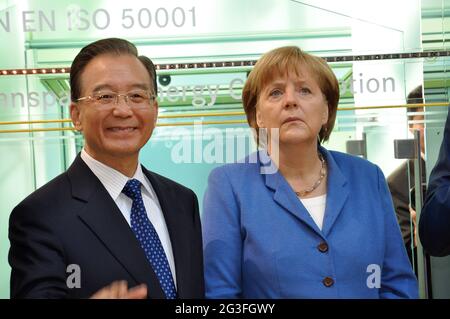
[70,102,82,131]
[153,101,159,127]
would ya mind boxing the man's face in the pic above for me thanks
[70,54,158,163]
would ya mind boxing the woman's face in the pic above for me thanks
[256,67,329,146]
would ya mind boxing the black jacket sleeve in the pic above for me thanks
[8,200,68,298]
[420,108,450,257]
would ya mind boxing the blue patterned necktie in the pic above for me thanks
[122,179,177,299]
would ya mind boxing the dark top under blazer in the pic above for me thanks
[9,154,204,298]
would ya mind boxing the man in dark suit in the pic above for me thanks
[420,106,450,257]
[8,38,204,298]
[387,158,425,265]
[387,85,425,266]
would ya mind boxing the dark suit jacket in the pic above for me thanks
[388,160,415,250]
[8,155,204,298]
[387,158,425,265]
[420,108,450,257]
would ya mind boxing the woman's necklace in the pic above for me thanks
[295,153,326,197]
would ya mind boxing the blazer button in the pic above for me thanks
[317,242,328,253]
[323,277,334,287]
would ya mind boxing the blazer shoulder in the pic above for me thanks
[327,149,381,181]
[10,172,71,229]
[14,172,70,211]
[328,150,376,167]
[208,160,260,183]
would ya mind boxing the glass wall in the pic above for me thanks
[1,0,449,298]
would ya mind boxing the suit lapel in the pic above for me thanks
[142,167,189,298]
[67,155,165,298]
[320,148,350,237]
[261,149,350,237]
[262,152,323,234]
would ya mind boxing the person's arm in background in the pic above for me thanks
[376,167,419,298]
[419,108,450,257]
[202,166,242,299]
[387,170,413,250]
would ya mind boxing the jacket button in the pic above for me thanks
[323,277,334,287]
[317,242,328,253]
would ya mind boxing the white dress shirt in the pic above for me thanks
[80,149,177,285]
[299,194,327,230]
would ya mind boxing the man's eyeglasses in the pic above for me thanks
[76,90,156,108]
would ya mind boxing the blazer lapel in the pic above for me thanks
[261,152,323,234]
[320,148,350,237]
[67,155,165,298]
[142,167,189,298]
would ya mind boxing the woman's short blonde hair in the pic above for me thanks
[242,46,339,143]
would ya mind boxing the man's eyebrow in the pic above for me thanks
[130,83,151,91]
[91,83,151,93]
[92,84,114,93]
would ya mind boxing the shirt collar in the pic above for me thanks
[80,148,153,201]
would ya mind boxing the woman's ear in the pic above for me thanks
[256,107,264,128]
[322,103,329,125]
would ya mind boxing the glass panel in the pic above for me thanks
[2,0,450,299]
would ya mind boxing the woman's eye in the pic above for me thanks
[299,87,311,95]
[269,89,283,97]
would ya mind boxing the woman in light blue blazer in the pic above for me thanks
[202,46,418,298]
